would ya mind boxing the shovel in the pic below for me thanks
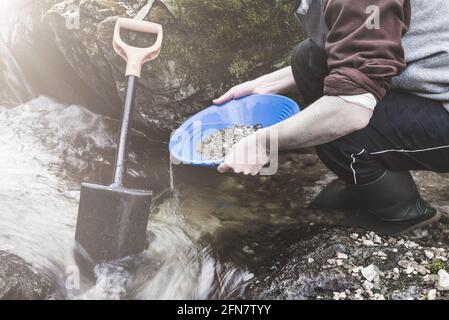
[75,18,163,263]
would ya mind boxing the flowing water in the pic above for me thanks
[0,96,260,299]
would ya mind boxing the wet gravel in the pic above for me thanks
[196,125,260,160]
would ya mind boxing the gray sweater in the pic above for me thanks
[393,0,449,112]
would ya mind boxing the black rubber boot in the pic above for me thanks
[310,179,364,211]
[312,171,441,236]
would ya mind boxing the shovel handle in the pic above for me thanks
[113,18,163,78]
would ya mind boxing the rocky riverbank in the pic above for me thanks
[240,155,449,300]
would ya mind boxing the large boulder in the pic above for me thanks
[38,0,303,131]
[0,251,61,300]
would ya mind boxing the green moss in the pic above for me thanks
[429,260,446,274]
[150,0,305,89]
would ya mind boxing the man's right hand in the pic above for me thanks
[213,66,298,105]
[213,80,269,105]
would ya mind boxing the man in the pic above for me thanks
[214,0,449,235]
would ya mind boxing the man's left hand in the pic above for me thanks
[217,132,270,175]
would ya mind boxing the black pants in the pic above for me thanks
[291,39,449,185]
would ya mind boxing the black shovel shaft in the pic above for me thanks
[113,75,138,187]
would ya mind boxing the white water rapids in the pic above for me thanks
[0,96,253,299]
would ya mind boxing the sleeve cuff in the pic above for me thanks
[338,93,377,110]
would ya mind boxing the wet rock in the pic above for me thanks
[0,251,60,300]
[30,0,304,131]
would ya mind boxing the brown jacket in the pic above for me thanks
[295,0,411,101]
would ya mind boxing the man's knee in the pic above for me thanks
[291,39,326,76]
[291,39,328,105]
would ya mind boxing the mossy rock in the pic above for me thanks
[43,0,305,131]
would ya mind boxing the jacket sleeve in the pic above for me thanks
[323,0,411,101]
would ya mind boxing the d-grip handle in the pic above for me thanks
[113,18,163,78]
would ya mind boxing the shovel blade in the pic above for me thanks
[75,183,152,263]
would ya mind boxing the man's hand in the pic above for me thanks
[213,80,271,105]
[217,131,270,175]
[213,66,298,105]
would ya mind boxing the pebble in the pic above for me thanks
[361,265,380,282]
[415,265,429,276]
[337,252,348,260]
[405,266,415,275]
[333,292,347,300]
[363,280,374,291]
[350,233,359,240]
[352,266,363,273]
[437,269,449,291]
[427,289,437,300]
[308,258,315,264]
[405,241,419,249]
[373,235,383,244]
[393,268,400,274]
[363,240,375,246]
[374,293,385,300]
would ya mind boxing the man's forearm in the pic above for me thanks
[262,96,373,150]
[253,66,298,95]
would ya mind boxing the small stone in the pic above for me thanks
[350,233,359,240]
[437,269,449,291]
[363,280,374,291]
[405,266,415,275]
[327,258,336,265]
[375,294,385,300]
[354,293,364,300]
[337,252,348,260]
[361,265,380,282]
[427,289,437,300]
[336,259,344,266]
[373,235,383,244]
[352,266,363,273]
[363,240,375,246]
[308,258,315,263]
[422,274,433,282]
[393,268,400,274]
[415,265,429,276]
[405,241,419,249]
[377,251,388,258]
[333,292,347,300]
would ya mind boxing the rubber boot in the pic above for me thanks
[312,171,441,235]
[310,179,364,211]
